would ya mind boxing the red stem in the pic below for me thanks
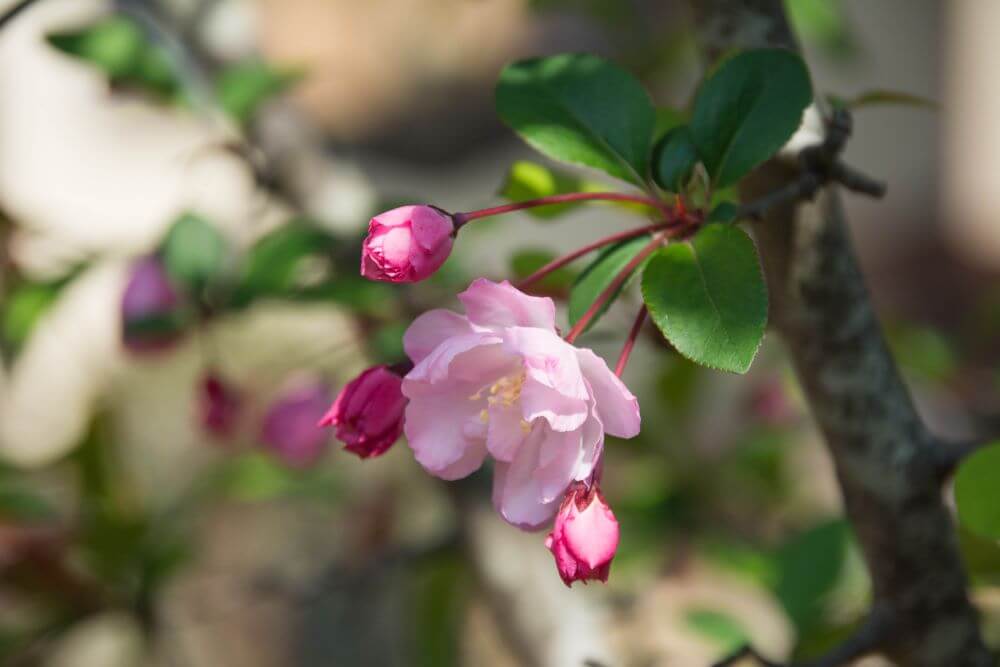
[454,192,667,226]
[564,235,664,344]
[515,221,676,290]
[615,304,648,377]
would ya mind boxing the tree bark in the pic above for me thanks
[690,1,993,665]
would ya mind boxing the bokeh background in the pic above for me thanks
[1,0,998,665]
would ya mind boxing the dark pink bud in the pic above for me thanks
[545,482,620,587]
[260,379,332,467]
[360,205,454,283]
[197,371,242,440]
[318,365,406,459]
[120,256,184,354]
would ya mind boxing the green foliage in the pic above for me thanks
[496,54,655,185]
[214,452,341,503]
[161,212,227,291]
[509,249,576,292]
[409,554,468,667]
[684,608,748,652]
[216,61,303,125]
[708,202,740,223]
[653,107,688,141]
[829,89,938,111]
[652,125,699,192]
[784,0,855,57]
[500,161,596,218]
[568,236,650,331]
[234,223,333,301]
[2,282,63,350]
[954,442,1000,540]
[642,225,767,373]
[690,49,812,187]
[773,519,850,634]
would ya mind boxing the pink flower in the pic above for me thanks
[361,205,455,283]
[197,371,242,440]
[120,256,184,354]
[545,482,619,586]
[318,365,407,459]
[260,379,333,467]
[401,278,640,528]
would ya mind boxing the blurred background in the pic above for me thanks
[0,0,998,665]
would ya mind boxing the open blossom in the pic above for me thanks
[401,278,640,528]
[261,379,332,467]
[318,365,406,459]
[545,482,619,586]
[361,205,455,283]
[120,256,183,354]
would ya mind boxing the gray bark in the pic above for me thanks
[690,1,993,665]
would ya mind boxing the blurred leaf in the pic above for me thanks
[784,0,856,57]
[958,525,1000,586]
[235,224,333,300]
[653,125,700,193]
[371,322,407,363]
[708,202,739,223]
[0,487,57,521]
[773,519,850,633]
[889,325,956,382]
[496,54,655,185]
[954,442,1000,540]
[642,225,767,373]
[684,608,748,652]
[654,106,688,141]
[829,89,938,111]
[499,161,645,218]
[701,538,776,589]
[161,213,227,290]
[215,452,340,503]
[691,49,812,187]
[410,554,467,667]
[509,248,576,292]
[2,282,62,350]
[568,236,650,331]
[216,61,303,124]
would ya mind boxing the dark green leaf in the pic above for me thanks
[641,224,767,373]
[216,61,303,124]
[708,202,739,223]
[569,236,650,331]
[496,54,655,184]
[955,442,1000,540]
[773,519,850,633]
[684,608,748,652]
[653,125,699,192]
[161,213,226,289]
[654,106,687,141]
[691,49,812,187]
[235,223,334,303]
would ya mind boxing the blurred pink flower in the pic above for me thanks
[318,365,406,459]
[401,279,640,529]
[545,482,619,586]
[120,256,183,354]
[197,371,242,440]
[360,205,454,283]
[261,380,332,467]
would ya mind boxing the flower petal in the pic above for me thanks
[564,498,619,570]
[492,429,560,529]
[504,327,588,400]
[576,348,641,438]
[403,384,482,477]
[520,378,588,432]
[486,402,528,462]
[403,309,474,364]
[459,279,556,330]
[405,332,501,385]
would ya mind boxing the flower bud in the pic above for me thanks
[197,371,242,440]
[260,379,332,467]
[360,205,454,283]
[120,256,184,354]
[318,365,406,459]
[545,482,619,586]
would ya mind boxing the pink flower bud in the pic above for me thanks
[545,482,620,587]
[197,371,242,440]
[121,256,184,354]
[318,365,406,459]
[261,379,332,467]
[360,205,455,283]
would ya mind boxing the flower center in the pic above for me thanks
[469,369,532,433]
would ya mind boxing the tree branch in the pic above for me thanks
[691,1,993,665]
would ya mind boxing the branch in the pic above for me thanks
[691,1,992,665]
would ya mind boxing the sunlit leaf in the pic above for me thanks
[569,236,650,331]
[955,442,1000,540]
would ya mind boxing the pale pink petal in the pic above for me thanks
[459,279,556,330]
[405,333,501,385]
[403,309,474,364]
[486,403,527,462]
[504,328,588,400]
[576,348,641,438]
[571,404,605,482]
[492,430,560,529]
[403,385,482,476]
[564,499,620,569]
[520,378,588,432]
[436,438,488,480]
[535,428,581,503]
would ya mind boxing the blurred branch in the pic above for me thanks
[935,437,992,479]
[691,1,992,665]
[0,0,40,30]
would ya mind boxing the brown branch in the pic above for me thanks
[691,1,993,665]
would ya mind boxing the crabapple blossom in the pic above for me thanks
[400,278,640,528]
[360,205,455,283]
[545,482,619,586]
[261,379,332,467]
[318,365,406,459]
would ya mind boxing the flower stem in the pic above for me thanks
[453,192,668,227]
[515,221,676,290]
[615,305,648,377]
[564,235,665,344]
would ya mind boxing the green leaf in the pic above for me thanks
[642,224,767,373]
[773,519,850,633]
[831,89,937,111]
[708,202,739,223]
[235,223,333,302]
[653,125,699,192]
[691,49,812,187]
[510,249,576,291]
[955,442,1000,540]
[569,236,650,331]
[48,17,145,79]
[684,608,748,652]
[654,106,688,141]
[2,282,62,349]
[496,54,655,185]
[500,161,595,219]
[216,61,303,125]
[161,213,226,289]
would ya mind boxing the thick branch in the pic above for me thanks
[691,1,992,665]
